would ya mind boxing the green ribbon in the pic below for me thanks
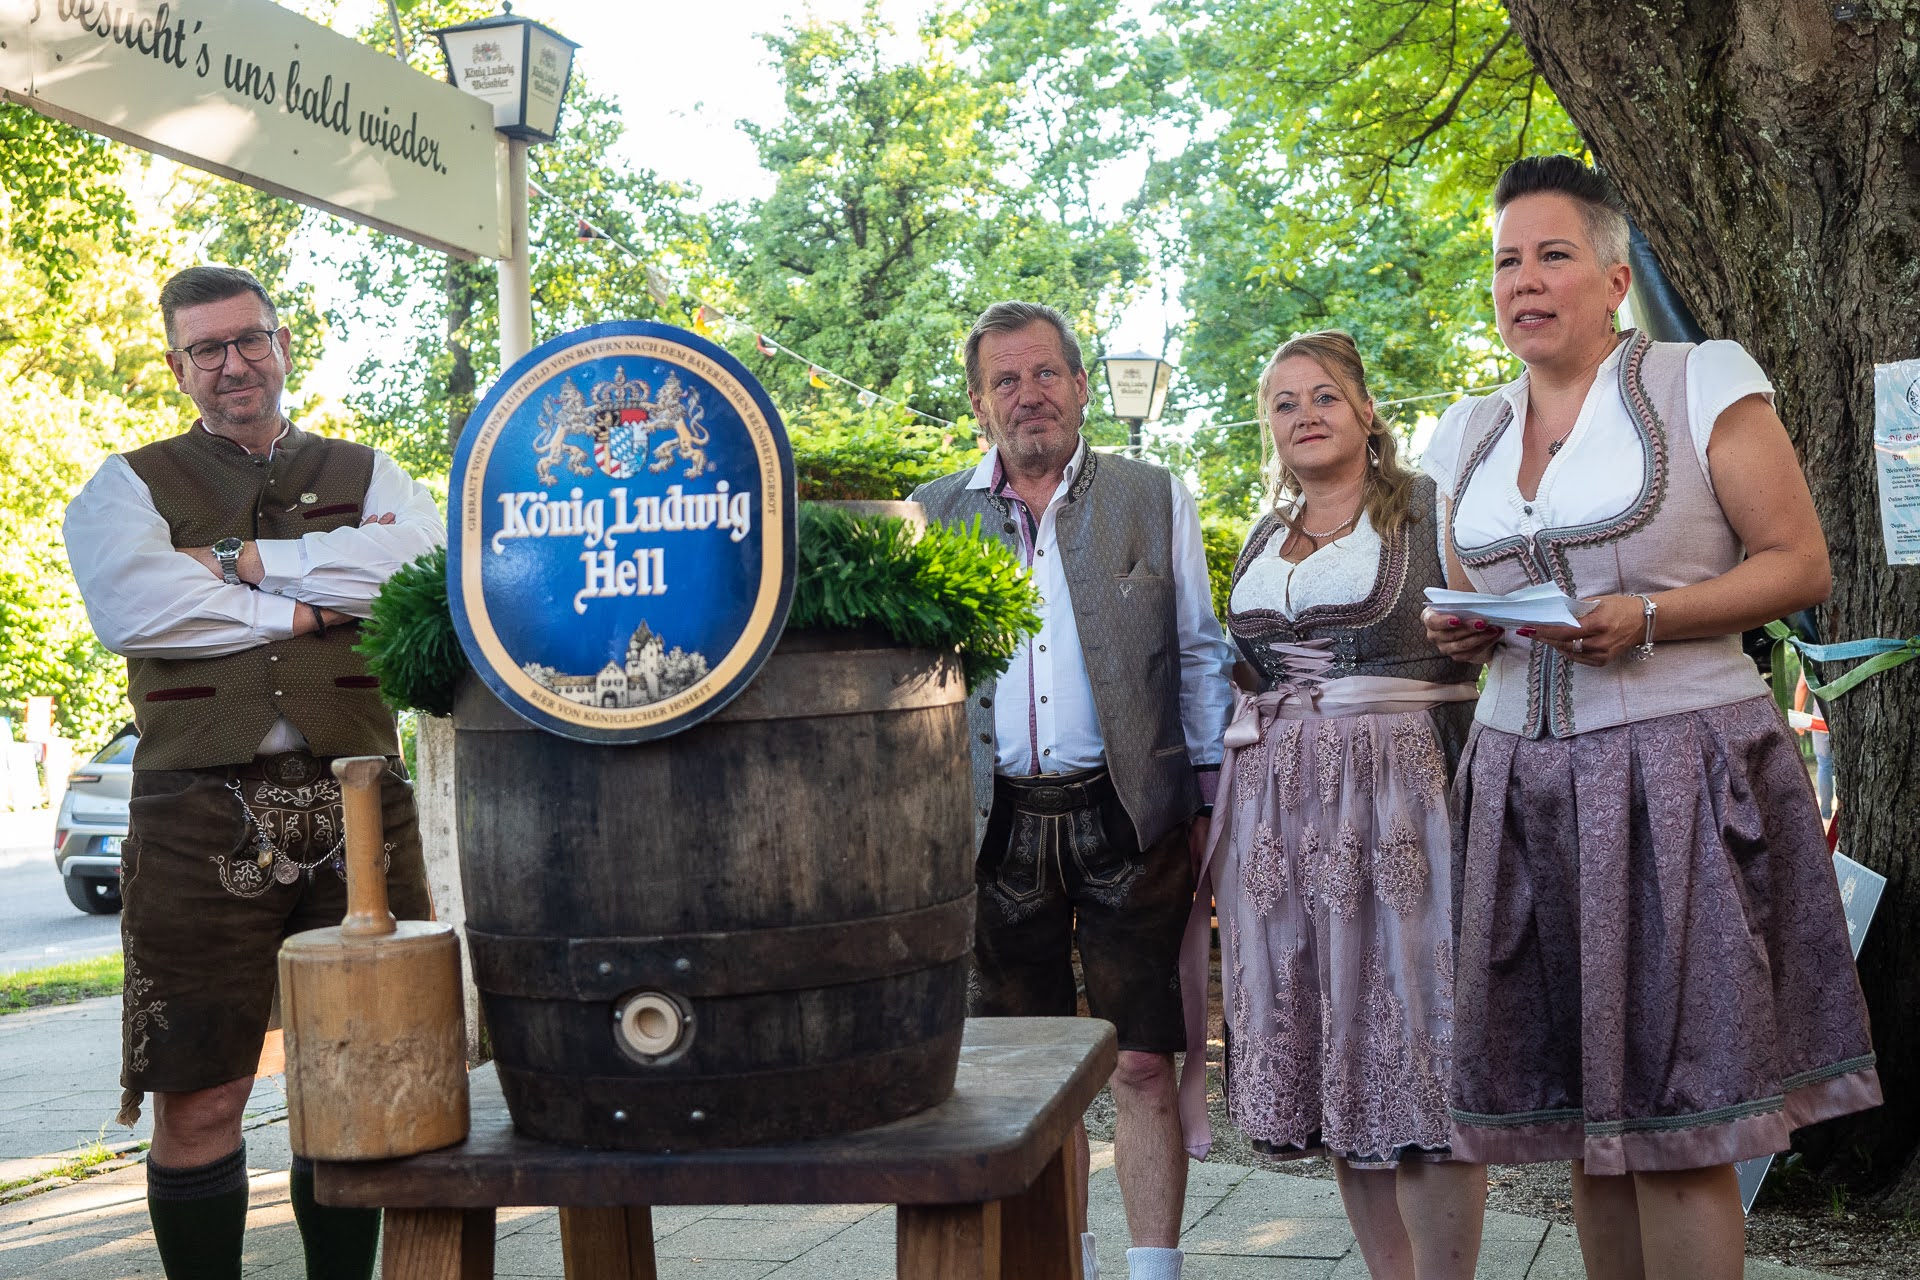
[1763,620,1920,701]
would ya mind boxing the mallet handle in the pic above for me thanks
[333,756,396,939]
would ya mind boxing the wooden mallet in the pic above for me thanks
[279,756,469,1159]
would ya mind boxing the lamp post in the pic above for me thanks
[430,4,579,366]
[1096,349,1176,452]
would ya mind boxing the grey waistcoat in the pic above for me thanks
[913,447,1199,852]
[1445,331,1769,739]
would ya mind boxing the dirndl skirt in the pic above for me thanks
[1448,694,1881,1174]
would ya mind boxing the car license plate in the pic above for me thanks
[101,836,123,855]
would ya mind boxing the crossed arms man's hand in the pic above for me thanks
[178,511,396,634]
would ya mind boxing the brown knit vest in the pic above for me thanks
[121,424,400,769]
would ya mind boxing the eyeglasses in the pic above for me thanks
[171,329,278,371]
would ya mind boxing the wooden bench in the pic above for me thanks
[315,1016,1116,1279]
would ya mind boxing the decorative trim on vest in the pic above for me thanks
[1228,509,1412,648]
[1446,331,1736,739]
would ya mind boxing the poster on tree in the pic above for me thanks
[1873,359,1920,566]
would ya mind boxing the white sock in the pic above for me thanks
[1126,1245,1184,1280]
[1082,1232,1100,1280]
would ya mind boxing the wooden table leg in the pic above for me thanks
[559,1205,658,1280]
[897,1202,1002,1278]
[382,1206,495,1280]
[997,1139,1076,1279]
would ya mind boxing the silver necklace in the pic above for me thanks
[1300,509,1359,539]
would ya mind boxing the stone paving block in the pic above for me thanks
[655,1215,849,1263]
[773,1230,897,1278]
[694,1202,881,1224]
[1233,1169,1350,1218]
[1183,1254,1339,1279]
[655,1260,780,1280]
[1188,1159,1253,1197]
[1179,1182,1354,1259]
[1481,1207,1549,1245]
[493,1227,563,1276]
[1523,1223,1585,1279]
[829,1206,895,1244]
[1473,1235,1544,1278]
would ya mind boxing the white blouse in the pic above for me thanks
[1422,339,1774,550]
[1230,511,1382,617]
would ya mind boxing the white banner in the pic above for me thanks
[0,0,506,259]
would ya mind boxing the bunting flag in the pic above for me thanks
[809,366,831,390]
[857,389,878,409]
[576,219,604,243]
[643,266,674,311]
[693,305,721,336]
[755,334,778,358]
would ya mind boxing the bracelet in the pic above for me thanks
[306,602,327,639]
[1629,593,1656,660]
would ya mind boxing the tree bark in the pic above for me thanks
[1503,0,1920,1196]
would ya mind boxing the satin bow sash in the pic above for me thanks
[1176,674,1479,1159]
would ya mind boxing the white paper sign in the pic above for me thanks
[1873,359,1920,566]
[0,0,506,260]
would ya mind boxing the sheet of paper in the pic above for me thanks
[1422,584,1596,629]
[1874,359,1920,566]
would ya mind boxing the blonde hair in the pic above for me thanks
[1257,330,1419,538]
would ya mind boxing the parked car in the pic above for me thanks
[53,725,136,914]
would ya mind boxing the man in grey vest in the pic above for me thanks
[913,301,1233,1280]
[64,265,444,1280]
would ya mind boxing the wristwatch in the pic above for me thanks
[211,537,244,585]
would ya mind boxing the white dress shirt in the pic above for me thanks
[1423,339,1775,553]
[63,422,446,753]
[967,438,1234,777]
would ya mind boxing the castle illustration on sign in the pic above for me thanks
[523,621,709,708]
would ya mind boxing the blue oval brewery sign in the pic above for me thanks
[449,321,796,742]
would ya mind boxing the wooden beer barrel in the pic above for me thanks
[453,630,974,1150]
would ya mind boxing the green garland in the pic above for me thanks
[789,505,1041,690]
[356,506,1040,715]
[355,546,464,717]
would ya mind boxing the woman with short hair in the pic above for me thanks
[1423,155,1879,1279]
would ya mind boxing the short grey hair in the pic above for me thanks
[159,266,277,347]
[1492,155,1631,268]
[963,301,1085,396]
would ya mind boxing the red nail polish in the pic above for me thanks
[1516,627,1537,638]
[1472,619,1488,631]
[1447,616,1462,627]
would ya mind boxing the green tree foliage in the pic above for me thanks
[789,405,982,501]
[1160,0,1582,518]
[0,110,184,746]
[711,5,1148,442]
[332,79,713,478]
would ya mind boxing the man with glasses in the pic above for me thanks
[64,265,443,1280]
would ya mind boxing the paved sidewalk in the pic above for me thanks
[1,999,1837,1278]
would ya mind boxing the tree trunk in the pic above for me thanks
[1503,0,1920,1196]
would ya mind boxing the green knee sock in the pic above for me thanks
[146,1145,248,1280]
[289,1155,381,1280]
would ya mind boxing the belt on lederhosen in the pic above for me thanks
[230,750,340,787]
[223,750,358,887]
[993,765,1111,815]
